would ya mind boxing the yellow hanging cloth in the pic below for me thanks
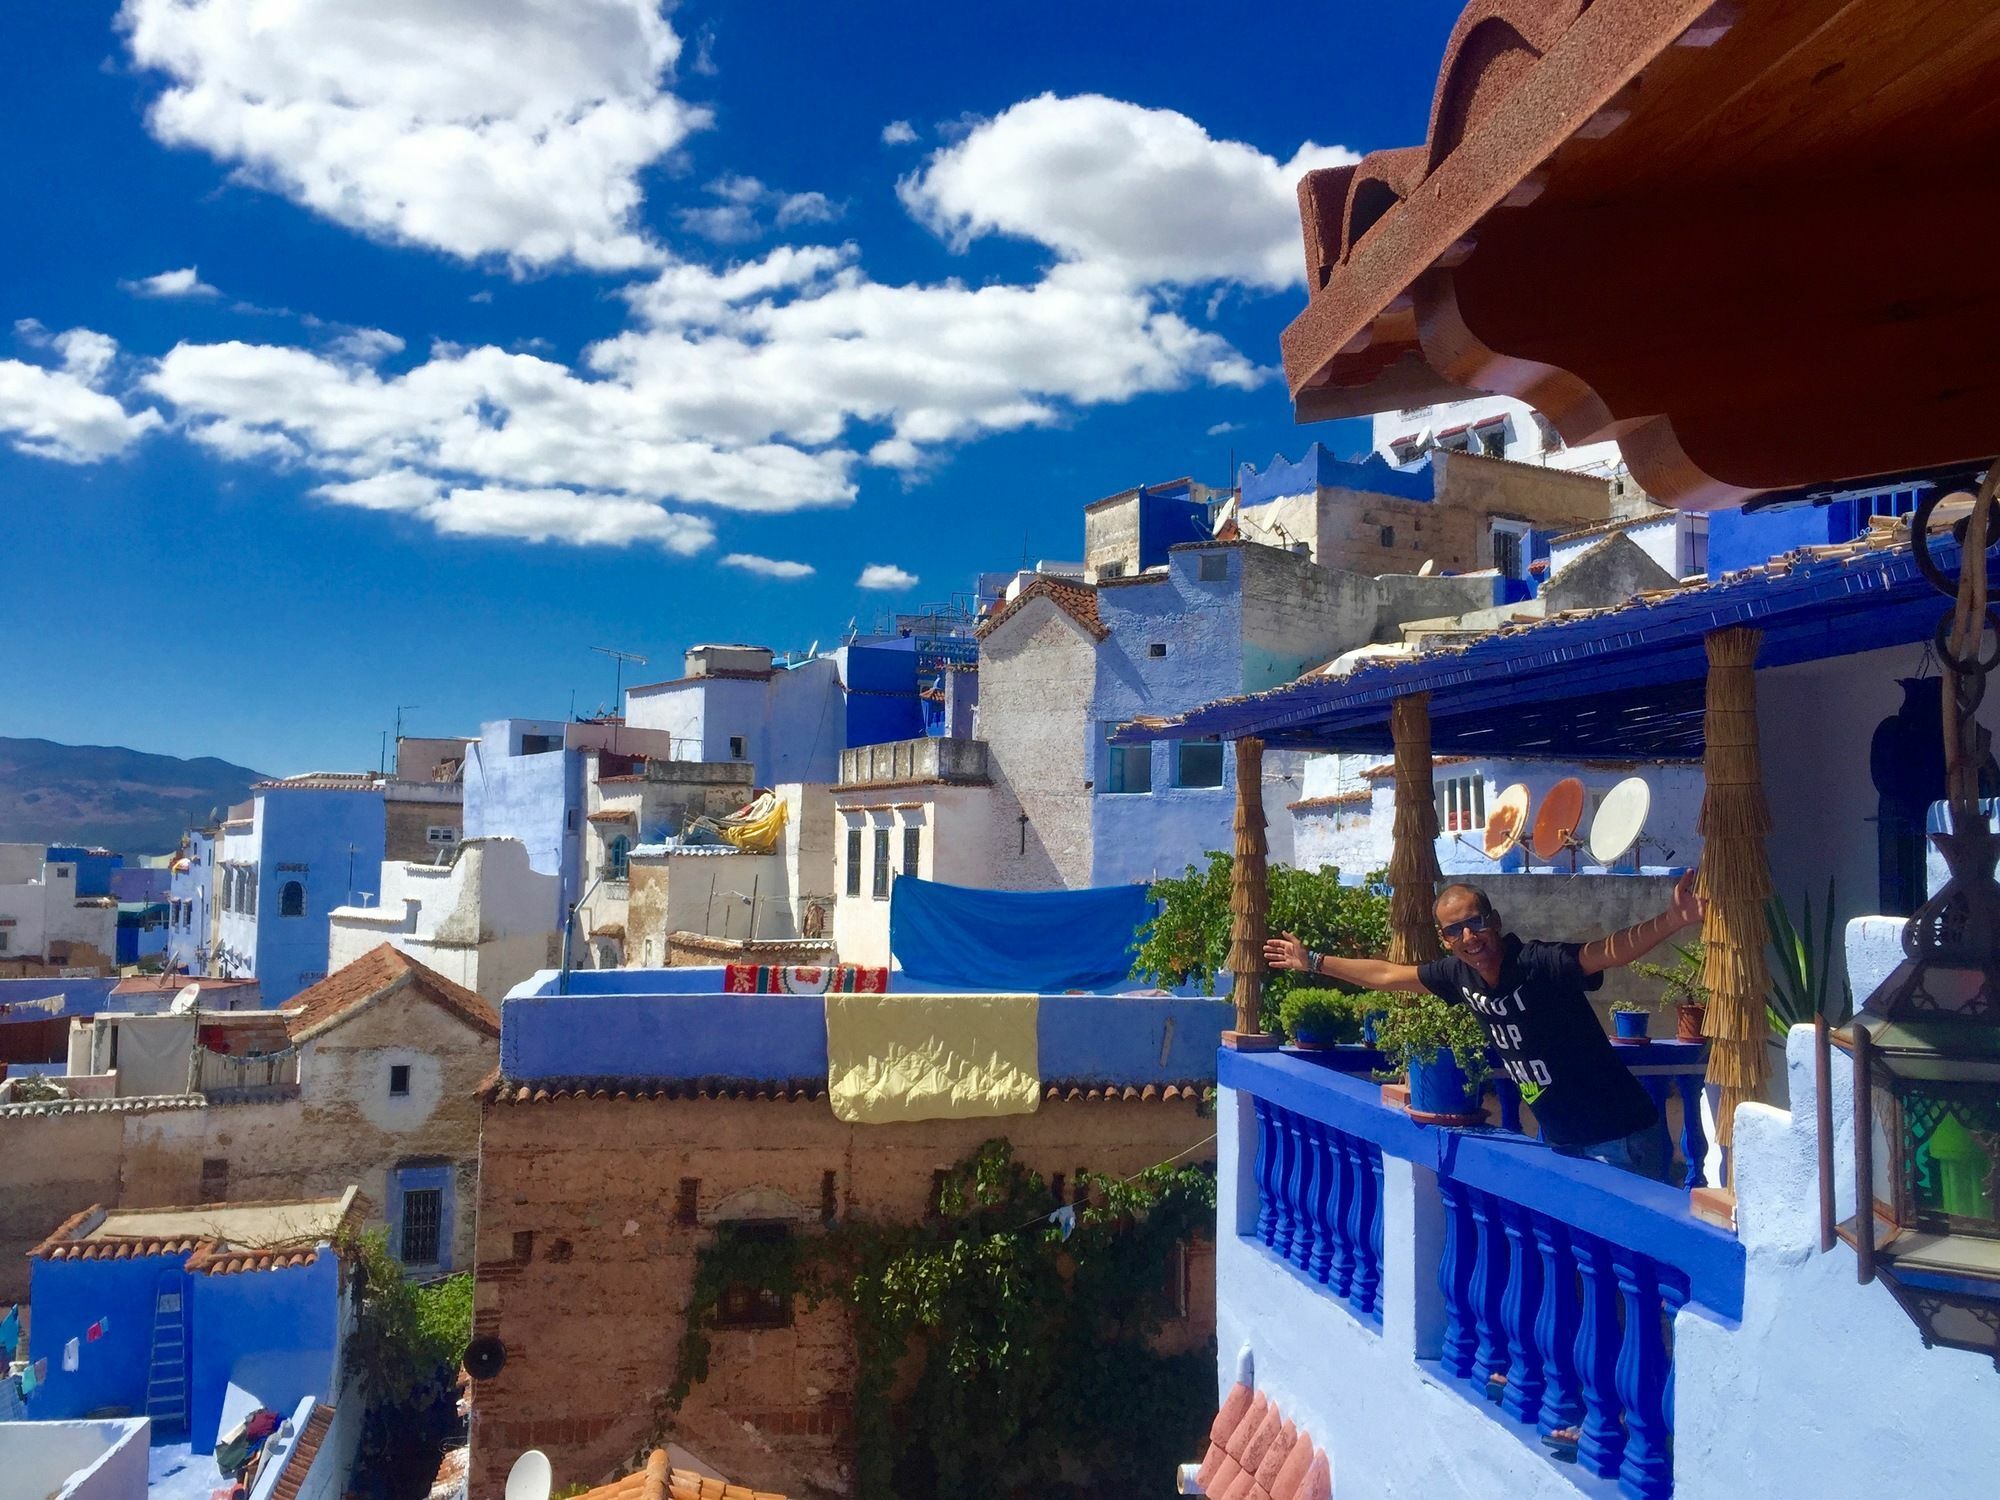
[825,993,1041,1124]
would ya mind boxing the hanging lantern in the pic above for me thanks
[1820,481,2000,1369]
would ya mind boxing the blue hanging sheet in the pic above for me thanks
[889,876,1154,991]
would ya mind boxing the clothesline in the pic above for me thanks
[1013,1131,1219,1241]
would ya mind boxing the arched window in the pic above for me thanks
[280,880,306,918]
[608,835,631,879]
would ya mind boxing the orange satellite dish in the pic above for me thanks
[1531,777,1587,861]
[1483,783,1531,859]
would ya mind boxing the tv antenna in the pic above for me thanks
[590,647,648,746]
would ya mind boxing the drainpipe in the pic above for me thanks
[558,874,608,995]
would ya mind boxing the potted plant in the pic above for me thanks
[1634,940,1710,1042]
[1610,998,1654,1044]
[1371,990,1493,1124]
[1277,987,1362,1050]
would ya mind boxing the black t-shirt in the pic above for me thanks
[1418,934,1657,1148]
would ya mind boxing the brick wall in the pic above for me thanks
[468,1091,1216,1498]
[386,798,462,866]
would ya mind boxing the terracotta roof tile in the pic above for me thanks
[1197,1383,1330,1500]
[286,944,499,1043]
[32,1194,356,1274]
[1288,791,1372,811]
[268,1403,335,1500]
[573,1449,787,1500]
[975,577,1106,642]
[484,1077,1210,1107]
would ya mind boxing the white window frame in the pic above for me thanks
[1437,774,1487,835]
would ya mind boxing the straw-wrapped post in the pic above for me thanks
[1228,735,1271,1038]
[1388,695,1444,966]
[1697,626,1772,1149]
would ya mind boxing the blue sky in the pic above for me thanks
[2,1,1463,775]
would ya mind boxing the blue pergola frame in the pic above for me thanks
[1114,538,1991,760]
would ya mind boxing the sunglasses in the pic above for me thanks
[1439,912,1498,941]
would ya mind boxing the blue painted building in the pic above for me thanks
[46,847,123,900]
[1706,474,1946,577]
[23,1193,356,1457]
[167,828,217,976]
[623,646,850,788]
[216,778,387,1004]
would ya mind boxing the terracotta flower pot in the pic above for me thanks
[1675,1001,1708,1043]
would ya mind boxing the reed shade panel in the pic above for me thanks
[1389,695,1445,966]
[1229,735,1270,1036]
[1942,475,1994,816]
[1697,627,1772,1149]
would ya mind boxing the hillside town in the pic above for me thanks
[6,3,2000,1500]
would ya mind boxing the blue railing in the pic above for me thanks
[1252,1096,1385,1320]
[1224,1051,1743,1500]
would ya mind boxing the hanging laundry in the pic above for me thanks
[18,1360,36,1396]
[62,1337,78,1372]
[86,1319,104,1342]
[0,1303,18,1353]
[1048,1204,1078,1242]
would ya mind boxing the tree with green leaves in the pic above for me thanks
[339,1230,472,1499]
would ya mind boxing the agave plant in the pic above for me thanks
[1765,881,1852,1037]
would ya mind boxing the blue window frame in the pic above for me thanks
[1104,724,1151,795]
[388,1162,454,1272]
[607,834,631,878]
[1174,738,1224,789]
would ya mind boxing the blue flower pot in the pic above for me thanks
[1407,1052,1483,1122]
[1612,1009,1652,1044]
[1291,1022,1344,1049]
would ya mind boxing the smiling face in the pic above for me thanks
[1435,885,1502,971]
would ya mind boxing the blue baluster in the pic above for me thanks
[1306,1121,1338,1285]
[1288,1114,1320,1272]
[1570,1231,1627,1479]
[1529,1215,1583,1441]
[1327,1129,1357,1299]
[1435,1178,1478,1380]
[1347,1135,1382,1317]
[1253,1097,1279,1245]
[1611,1248,1672,1499]
[1659,1270,1688,1445]
[1676,1075,1708,1190]
[1497,1201,1546,1425]
[1271,1105,1299,1257]
[1368,1147,1385,1316]
[1465,1188,1511,1393]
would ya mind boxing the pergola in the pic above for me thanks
[1166,0,2000,1181]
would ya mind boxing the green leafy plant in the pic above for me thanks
[1610,998,1655,1015]
[1276,986,1362,1045]
[1766,883,1851,1037]
[1633,941,1709,1008]
[338,1230,471,1499]
[1369,988,1493,1087]
[661,1139,1215,1500]
[1132,854,1390,1032]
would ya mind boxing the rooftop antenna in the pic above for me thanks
[391,705,419,777]
[591,646,648,751]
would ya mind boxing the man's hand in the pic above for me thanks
[1264,932,1309,972]
[1669,869,1705,930]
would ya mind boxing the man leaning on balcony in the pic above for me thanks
[1265,874,1706,1182]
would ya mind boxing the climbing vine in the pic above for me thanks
[660,1139,1216,1500]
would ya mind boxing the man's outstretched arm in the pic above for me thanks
[1263,932,1427,994]
[1579,869,1706,975]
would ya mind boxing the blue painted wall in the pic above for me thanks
[1707,503,1857,577]
[187,1255,341,1454]
[26,1252,180,1422]
[842,642,926,751]
[1135,486,1212,569]
[250,789,386,1004]
[47,849,123,899]
[462,721,580,930]
[1238,443,1435,506]
[0,976,119,1024]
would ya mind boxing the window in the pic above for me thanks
[872,827,891,900]
[607,834,631,878]
[279,880,306,917]
[1437,775,1487,834]
[1098,561,1126,581]
[426,826,457,846]
[400,1187,443,1265]
[1473,419,1507,457]
[565,807,578,832]
[245,869,257,916]
[1492,520,1531,581]
[676,1177,701,1227]
[845,827,863,898]
[1148,642,1168,658]
[520,733,559,755]
[0,932,8,953]
[1198,552,1229,582]
[1379,525,1395,548]
[1175,738,1225,789]
[902,825,922,878]
[713,1222,793,1328]
[1105,725,1152,795]
[728,735,747,760]
[200,1158,228,1203]
[389,1064,411,1097]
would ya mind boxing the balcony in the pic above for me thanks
[837,736,990,788]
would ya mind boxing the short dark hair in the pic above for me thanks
[1434,882,1494,917]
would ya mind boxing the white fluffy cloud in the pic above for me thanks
[312,472,712,552]
[0,327,162,462]
[123,266,221,298]
[721,553,814,579]
[881,120,918,146]
[118,0,708,270]
[679,176,844,244]
[857,563,917,590]
[901,93,1357,289]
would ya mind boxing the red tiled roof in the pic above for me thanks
[31,1196,356,1275]
[268,1403,335,1500]
[1359,754,1474,780]
[483,1078,1208,1107]
[587,809,636,823]
[1288,790,1373,810]
[574,1449,787,1500]
[286,944,499,1043]
[975,577,1106,642]
[1196,1382,1331,1500]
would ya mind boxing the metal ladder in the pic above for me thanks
[144,1278,187,1435]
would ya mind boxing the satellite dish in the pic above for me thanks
[1483,784,1531,859]
[1417,559,1436,577]
[1589,777,1652,866]
[504,1448,550,1500]
[1531,778,1587,862]
[170,983,201,1015]
[465,1335,509,1382]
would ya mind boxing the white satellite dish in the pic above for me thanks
[505,1449,552,1500]
[169,983,202,1015]
[1417,559,1436,577]
[1588,777,1652,866]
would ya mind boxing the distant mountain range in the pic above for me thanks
[0,737,269,855]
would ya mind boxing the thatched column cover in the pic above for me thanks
[1697,627,1773,1149]
[1227,736,1270,1040]
[1388,695,1444,966]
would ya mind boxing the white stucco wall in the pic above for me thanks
[0,1418,149,1500]
[830,785,991,968]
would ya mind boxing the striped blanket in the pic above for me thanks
[724,963,890,995]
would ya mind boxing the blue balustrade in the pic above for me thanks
[1245,1095,1385,1320]
[1225,1051,1745,1500]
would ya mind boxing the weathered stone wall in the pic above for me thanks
[386,795,463,866]
[467,1093,1217,1498]
[978,602,1097,889]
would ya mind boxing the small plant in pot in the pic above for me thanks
[1371,990,1493,1124]
[1277,987,1364,1049]
[1633,939,1710,1042]
[1609,998,1655,1044]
